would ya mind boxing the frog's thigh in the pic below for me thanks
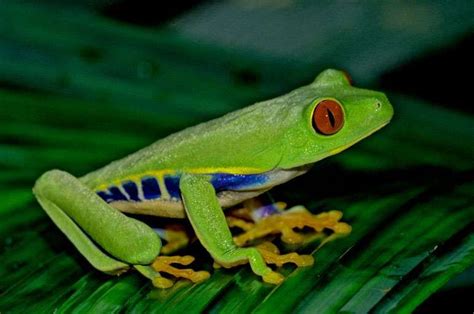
[33,170,161,273]
[179,174,283,284]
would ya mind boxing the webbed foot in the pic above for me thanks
[256,241,314,267]
[150,255,210,288]
[233,207,351,247]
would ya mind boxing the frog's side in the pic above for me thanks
[33,69,393,288]
[91,166,308,218]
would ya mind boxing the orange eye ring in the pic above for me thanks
[312,99,344,135]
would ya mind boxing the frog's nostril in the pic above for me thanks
[375,102,382,110]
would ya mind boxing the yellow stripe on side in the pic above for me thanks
[94,167,264,191]
[157,175,170,200]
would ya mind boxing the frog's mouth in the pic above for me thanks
[328,120,391,156]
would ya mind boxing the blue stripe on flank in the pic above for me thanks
[164,175,181,199]
[122,181,140,201]
[96,173,268,203]
[97,191,111,202]
[142,177,161,200]
[97,186,127,203]
[211,173,268,192]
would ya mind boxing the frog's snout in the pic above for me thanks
[374,94,394,124]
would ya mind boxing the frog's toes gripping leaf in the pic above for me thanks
[213,241,313,270]
[151,255,210,289]
[256,241,314,267]
[233,208,352,247]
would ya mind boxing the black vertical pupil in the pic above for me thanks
[326,108,336,128]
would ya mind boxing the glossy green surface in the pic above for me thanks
[0,1,473,312]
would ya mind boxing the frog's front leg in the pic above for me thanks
[179,174,284,284]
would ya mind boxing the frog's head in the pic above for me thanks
[278,69,394,169]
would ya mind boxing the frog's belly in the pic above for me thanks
[96,167,308,218]
[109,189,270,218]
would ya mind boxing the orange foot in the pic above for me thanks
[257,241,314,267]
[151,255,210,288]
[233,208,352,247]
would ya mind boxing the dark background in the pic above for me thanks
[101,0,474,114]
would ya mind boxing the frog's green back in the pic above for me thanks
[81,69,393,188]
[81,93,297,187]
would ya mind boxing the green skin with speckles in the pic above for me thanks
[33,69,394,285]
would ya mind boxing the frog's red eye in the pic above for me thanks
[312,99,344,135]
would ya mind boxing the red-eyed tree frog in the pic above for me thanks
[33,69,393,288]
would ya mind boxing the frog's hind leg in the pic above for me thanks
[33,170,161,274]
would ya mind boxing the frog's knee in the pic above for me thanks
[33,169,69,194]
